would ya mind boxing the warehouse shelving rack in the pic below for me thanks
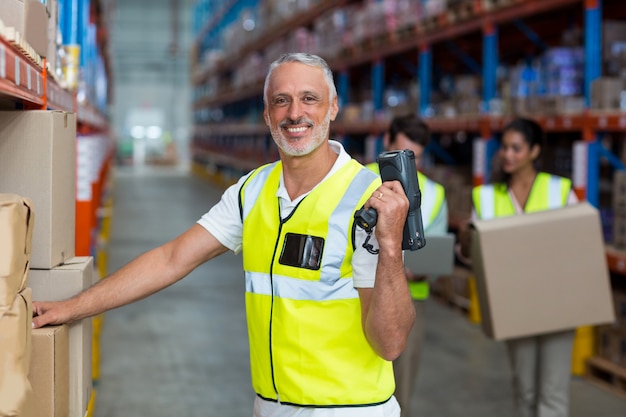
[191,0,626,274]
[191,0,626,393]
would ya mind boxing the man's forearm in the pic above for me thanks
[66,244,184,321]
[362,247,415,361]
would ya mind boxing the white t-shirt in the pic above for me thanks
[252,396,400,417]
[197,140,380,288]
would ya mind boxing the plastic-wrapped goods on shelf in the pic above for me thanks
[314,8,351,59]
[60,44,80,91]
[603,20,626,76]
[590,77,626,110]
[0,194,34,313]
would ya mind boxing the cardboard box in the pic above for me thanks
[30,325,70,417]
[471,202,615,340]
[0,0,25,34]
[590,77,625,110]
[29,257,93,417]
[0,288,34,416]
[0,194,34,312]
[0,111,76,269]
[24,0,49,58]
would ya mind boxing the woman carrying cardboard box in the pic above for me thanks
[468,117,578,417]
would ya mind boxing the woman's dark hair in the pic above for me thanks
[388,114,430,148]
[490,117,544,184]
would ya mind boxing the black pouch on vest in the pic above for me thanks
[279,233,325,270]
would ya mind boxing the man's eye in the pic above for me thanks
[303,96,318,103]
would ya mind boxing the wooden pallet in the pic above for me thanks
[585,356,626,400]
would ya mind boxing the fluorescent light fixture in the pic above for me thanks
[130,125,145,139]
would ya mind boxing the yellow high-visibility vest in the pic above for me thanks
[472,172,571,220]
[240,159,395,407]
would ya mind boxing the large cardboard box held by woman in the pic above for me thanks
[471,202,615,340]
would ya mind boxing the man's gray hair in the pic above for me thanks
[263,53,337,105]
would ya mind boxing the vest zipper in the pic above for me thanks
[268,205,284,403]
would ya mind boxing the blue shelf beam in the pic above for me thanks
[482,22,498,114]
[419,44,432,117]
[584,0,602,108]
[584,0,602,207]
[338,70,349,109]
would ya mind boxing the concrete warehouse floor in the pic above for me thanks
[93,165,626,417]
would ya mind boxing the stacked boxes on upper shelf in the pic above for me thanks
[0,110,94,417]
[589,20,626,112]
[0,0,56,70]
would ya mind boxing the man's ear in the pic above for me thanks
[329,96,339,121]
[383,133,390,149]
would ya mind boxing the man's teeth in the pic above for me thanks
[287,127,308,133]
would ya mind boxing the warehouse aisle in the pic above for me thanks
[94,166,626,417]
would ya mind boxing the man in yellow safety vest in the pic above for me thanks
[32,53,415,417]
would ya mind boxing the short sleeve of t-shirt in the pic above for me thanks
[196,173,251,254]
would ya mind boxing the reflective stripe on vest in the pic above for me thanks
[474,173,571,220]
[240,159,394,407]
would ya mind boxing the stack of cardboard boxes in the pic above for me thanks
[0,111,93,417]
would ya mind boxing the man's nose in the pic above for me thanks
[287,101,302,120]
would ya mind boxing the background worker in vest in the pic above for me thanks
[366,114,448,417]
[32,53,416,417]
[467,117,578,417]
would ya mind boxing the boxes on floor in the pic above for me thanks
[29,257,93,417]
[0,288,35,417]
[29,325,70,417]
[0,111,76,269]
[470,202,615,340]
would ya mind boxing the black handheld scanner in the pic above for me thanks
[355,149,426,251]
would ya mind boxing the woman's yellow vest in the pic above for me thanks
[239,159,395,407]
[365,163,446,300]
[472,172,572,220]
